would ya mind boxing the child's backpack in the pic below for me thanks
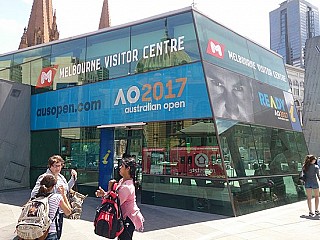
[16,194,55,240]
[94,183,124,239]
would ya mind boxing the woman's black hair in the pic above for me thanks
[36,174,57,197]
[122,156,137,183]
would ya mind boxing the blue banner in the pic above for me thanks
[31,62,212,130]
[99,128,115,191]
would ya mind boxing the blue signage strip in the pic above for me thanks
[99,128,115,191]
[31,62,212,130]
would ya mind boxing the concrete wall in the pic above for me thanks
[303,36,320,156]
[0,79,30,190]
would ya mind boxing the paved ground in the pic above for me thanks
[1,188,320,240]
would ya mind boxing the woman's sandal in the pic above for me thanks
[309,212,314,217]
[315,210,319,216]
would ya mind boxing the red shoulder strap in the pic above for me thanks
[111,182,118,192]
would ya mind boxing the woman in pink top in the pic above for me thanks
[96,156,144,240]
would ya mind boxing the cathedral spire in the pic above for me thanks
[18,0,59,49]
[99,0,111,29]
[19,27,28,49]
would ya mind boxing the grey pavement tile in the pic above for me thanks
[1,189,320,240]
[134,230,179,240]
[195,230,229,240]
[0,223,17,240]
[215,235,247,240]
[190,224,220,235]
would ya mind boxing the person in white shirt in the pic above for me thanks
[31,155,77,239]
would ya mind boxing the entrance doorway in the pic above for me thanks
[113,125,144,189]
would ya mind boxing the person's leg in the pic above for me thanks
[118,218,135,240]
[56,213,64,239]
[45,232,58,240]
[306,188,313,214]
[314,188,319,214]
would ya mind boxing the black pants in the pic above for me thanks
[118,217,135,240]
[56,213,64,239]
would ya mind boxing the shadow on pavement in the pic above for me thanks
[0,188,228,232]
[0,188,30,207]
[300,214,320,220]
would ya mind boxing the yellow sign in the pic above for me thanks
[102,150,111,164]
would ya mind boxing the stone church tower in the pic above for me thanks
[99,0,111,29]
[19,0,59,49]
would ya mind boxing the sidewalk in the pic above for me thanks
[1,189,319,240]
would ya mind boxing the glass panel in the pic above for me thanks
[114,128,143,183]
[230,176,305,216]
[0,54,13,81]
[217,119,307,178]
[141,119,233,215]
[30,127,100,195]
[13,47,51,66]
[60,127,100,195]
[13,47,51,85]
[86,28,130,81]
[11,64,23,83]
[30,57,51,88]
[218,122,256,178]
[142,120,222,177]
[131,12,198,74]
[294,131,308,156]
[142,175,233,216]
[195,12,289,91]
[51,38,87,90]
[194,12,254,79]
[60,127,100,169]
[30,130,60,187]
[247,40,290,91]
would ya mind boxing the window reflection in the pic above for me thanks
[59,127,100,190]
[230,175,305,215]
[142,120,225,179]
[86,28,130,81]
[216,118,306,178]
[0,55,13,81]
[51,38,86,90]
[1,12,200,91]
[60,127,100,170]
[13,47,51,86]
[131,12,199,74]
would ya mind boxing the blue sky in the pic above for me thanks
[0,0,319,54]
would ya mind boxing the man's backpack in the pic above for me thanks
[94,184,124,239]
[16,194,55,240]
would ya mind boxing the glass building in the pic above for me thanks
[0,7,308,216]
[270,0,319,68]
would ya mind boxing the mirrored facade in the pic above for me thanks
[0,7,308,216]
